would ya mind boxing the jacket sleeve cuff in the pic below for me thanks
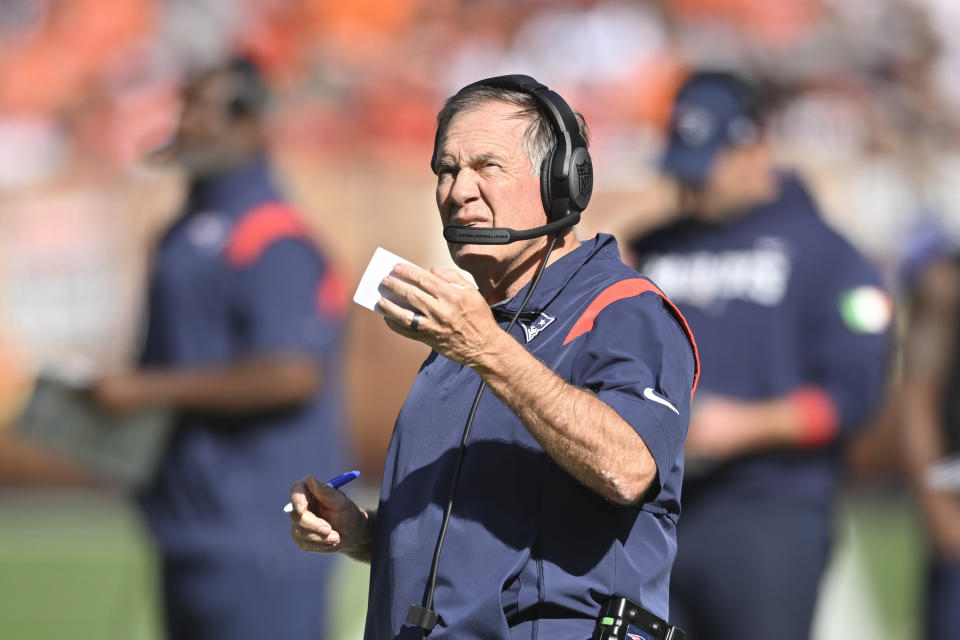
[789,386,840,446]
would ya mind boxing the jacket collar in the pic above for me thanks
[186,154,277,216]
[491,233,620,317]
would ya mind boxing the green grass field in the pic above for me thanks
[0,487,922,639]
[0,489,161,639]
[0,488,373,640]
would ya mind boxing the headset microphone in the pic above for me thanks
[442,213,581,245]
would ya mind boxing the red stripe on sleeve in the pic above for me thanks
[562,278,700,398]
[316,267,348,319]
[226,202,309,267]
[789,386,840,446]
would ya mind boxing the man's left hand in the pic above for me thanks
[377,263,501,367]
[91,374,148,416]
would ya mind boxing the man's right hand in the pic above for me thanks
[289,475,374,563]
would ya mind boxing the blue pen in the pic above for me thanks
[283,470,360,513]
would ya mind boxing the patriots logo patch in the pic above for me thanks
[519,312,555,343]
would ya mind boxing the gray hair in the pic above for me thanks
[431,85,588,176]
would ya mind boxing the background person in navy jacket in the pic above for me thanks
[91,58,348,640]
[629,70,893,640]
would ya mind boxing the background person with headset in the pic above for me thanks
[289,75,698,639]
[91,58,349,639]
[627,70,892,640]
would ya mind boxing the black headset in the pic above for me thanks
[435,75,593,245]
[225,57,268,119]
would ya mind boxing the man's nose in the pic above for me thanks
[450,168,480,205]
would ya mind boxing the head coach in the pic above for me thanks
[290,75,699,639]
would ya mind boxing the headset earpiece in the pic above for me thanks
[224,58,267,120]
[540,153,554,219]
[228,95,253,119]
[567,145,593,213]
[529,85,592,222]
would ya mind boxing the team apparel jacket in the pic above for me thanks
[365,234,698,639]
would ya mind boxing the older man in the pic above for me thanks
[290,76,698,639]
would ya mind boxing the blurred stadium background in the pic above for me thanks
[0,0,957,637]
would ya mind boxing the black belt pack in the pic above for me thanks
[593,596,686,640]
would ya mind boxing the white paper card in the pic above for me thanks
[353,246,419,315]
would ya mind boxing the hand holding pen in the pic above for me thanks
[288,470,374,560]
[284,470,359,513]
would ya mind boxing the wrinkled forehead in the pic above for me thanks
[438,99,532,156]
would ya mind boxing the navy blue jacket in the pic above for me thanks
[365,234,698,639]
[631,173,891,506]
[138,156,346,558]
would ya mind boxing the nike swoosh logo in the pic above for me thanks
[643,387,679,415]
